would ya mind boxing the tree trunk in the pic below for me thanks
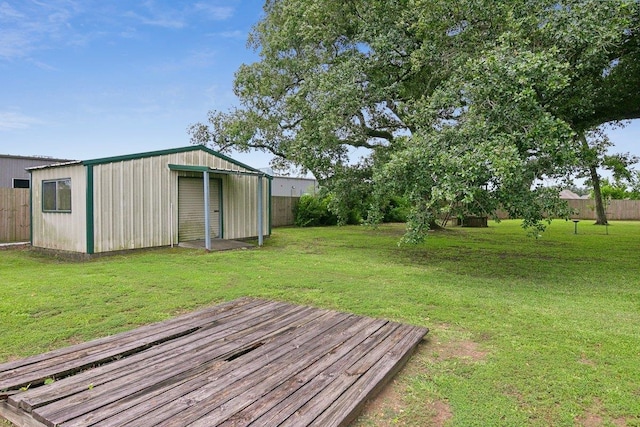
[589,164,608,225]
[579,133,608,225]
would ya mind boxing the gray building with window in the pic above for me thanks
[271,176,318,197]
[0,155,74,188]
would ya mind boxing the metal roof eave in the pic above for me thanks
[168,164,272,178]
[83,145,269,176]
[23,146,272,177]
[26,160,83,171]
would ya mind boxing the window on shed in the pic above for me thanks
[12,179,30,188]
[43,179,71,212]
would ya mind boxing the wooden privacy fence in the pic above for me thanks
[565,199,640,220]
[271,196,299,227]
[0,188,29,242]
[495,199,640,221]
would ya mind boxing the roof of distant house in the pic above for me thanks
[560,189,590,199]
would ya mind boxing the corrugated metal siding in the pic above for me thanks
[178,177,220,241]
[222,174,269,240]
[30,165,87,252]
[93,156,171,253]
[92,149,268,253]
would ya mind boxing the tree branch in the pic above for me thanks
[245,143,289,159]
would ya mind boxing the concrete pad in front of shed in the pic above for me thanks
[178,239,254,251]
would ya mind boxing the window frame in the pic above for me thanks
[42,178,72,213]
[12,178,30,189]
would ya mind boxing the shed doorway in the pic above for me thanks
[178,177,221,241]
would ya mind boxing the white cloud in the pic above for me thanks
[124,10,185,29]
[0,1,240,61]
[193,3,234,21]
[0,30,32,59]
[27,58,58,70]
[216,30,245,40]
[0,2,24,21]
[119,26,139,39]
[0,111,41,130]
[0,0,82,60]
[125,2,235,29]
[148,48,218,73]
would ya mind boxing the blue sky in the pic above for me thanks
[0,0,268,165]
[1,0,638,173]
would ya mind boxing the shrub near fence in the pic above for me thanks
[0,188,30,242]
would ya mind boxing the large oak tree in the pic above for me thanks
[190,0,640,240]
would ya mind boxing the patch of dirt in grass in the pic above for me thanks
[355,326,488,426]
[578,354,597,366]
[575,398,630,427]
[612,418,629,427]
[430,339,488,362]
[356,378,407,426]
[355,379,453,427]
[422,322,489,362]
[429,400,454,426]
[575,412,604,427]
[354,341,454,427]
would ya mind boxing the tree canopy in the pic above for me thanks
[190,0,640,241]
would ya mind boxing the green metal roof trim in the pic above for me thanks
[167,163,272,178]
[81,145,271,177]
[167,164,210,172]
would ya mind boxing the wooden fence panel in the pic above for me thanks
[271,196,299,228]
[0,188,30,242]
[566,199,640,220]
[495,199,640,221]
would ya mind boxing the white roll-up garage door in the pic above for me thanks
[178,177,220,241]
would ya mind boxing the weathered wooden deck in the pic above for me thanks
[0,298,427,427]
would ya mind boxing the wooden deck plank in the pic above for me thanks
[0,298,268,391]
[304,326,427,427]
[56,305,332,427]
[13,300,290,412]
[165,317,383,427]
[33,303,314,426]
[124,312,362,427]
[0,299,428,427]
[199,319,395,427]
[0,401,46,427]
[221,321,400,427]
[86,310,352,427]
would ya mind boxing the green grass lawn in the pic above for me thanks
[1,220,639,426]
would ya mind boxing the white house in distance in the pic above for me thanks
[28,146,271,255]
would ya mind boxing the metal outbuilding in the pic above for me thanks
[27,146,271,254]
